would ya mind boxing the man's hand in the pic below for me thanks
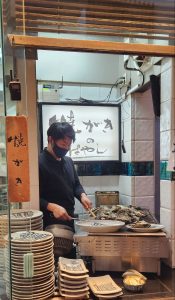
[47,203,72,221]
[80,193,92,210]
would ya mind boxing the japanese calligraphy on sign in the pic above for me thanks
[41,104,120,161]
[6,116,30,202]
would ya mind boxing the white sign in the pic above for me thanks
[41,104,120,161]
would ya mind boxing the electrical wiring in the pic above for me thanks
[63,56,145,105]
[103,77,125,103]
[124,58,145,86]
[65,77,126,104]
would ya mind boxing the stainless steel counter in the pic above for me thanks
[74,231,169,275]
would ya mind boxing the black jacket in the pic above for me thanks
[39,148,85,228]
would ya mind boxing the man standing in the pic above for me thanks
[39,122,92,230]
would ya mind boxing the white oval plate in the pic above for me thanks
[75,220,125,233]
[126,224,165,233]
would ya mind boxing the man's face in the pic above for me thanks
[55,136,72,150]
[50,136,73,159]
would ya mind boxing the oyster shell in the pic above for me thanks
[92,205,151,224]
[130,220,151,228]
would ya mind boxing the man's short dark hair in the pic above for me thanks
[47,122,75,142]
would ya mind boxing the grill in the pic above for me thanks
[74,231,169,275]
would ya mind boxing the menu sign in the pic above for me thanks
[41,104,120,161]
[6,116,30,202]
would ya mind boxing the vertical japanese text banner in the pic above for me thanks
[6,116,30,202]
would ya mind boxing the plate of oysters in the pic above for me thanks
[126,220,165,233]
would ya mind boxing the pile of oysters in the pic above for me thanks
[91,205,154,224]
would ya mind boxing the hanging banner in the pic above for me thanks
[6,116,30,202]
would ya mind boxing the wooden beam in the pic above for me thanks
[14,6,175,33]
[15,3,175,17]
[14,26,175,41]
[15,0,175,10]
[7,34,175,57]
[16,21,175,40]
[15,9,175,23]
[15,14,175,29]
[15,0,175,16]
[15,19,175,35]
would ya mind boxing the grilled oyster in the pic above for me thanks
[130,220,151,228]
[92,205,154,225]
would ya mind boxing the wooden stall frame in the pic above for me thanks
[7,34,175,57]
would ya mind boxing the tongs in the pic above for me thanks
[87,208,96,219]
[71,208,96,220]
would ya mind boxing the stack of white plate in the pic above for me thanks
[0,248,5,282]
[0,217,8,247]
[11,209,43,232]
[58,257,90,299]
[0,246,6,295]
[5,230,55,300]
[0,209,43,237]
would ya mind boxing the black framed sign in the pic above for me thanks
[38,103,121,175]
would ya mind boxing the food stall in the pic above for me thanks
[74,205,169,276]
